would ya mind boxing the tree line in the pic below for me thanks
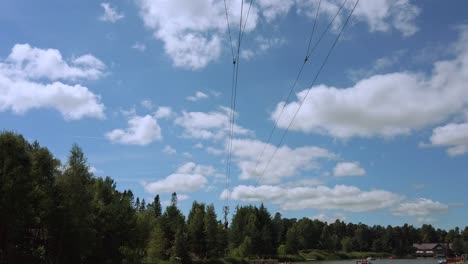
[1,131,468,263]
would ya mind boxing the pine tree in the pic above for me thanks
[204,204,219,258]
[153,194,162,218]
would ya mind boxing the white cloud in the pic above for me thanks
[206,146,224,155]
[222,184,402,212]
[258,0,295,21]
[230,138,335,183]
[154,106,173,119]
[143,162,216,194]
[100,2,124,23]
[106,115,162,145]
[0,77,105,120]
[312,213,346,223]
[392,198,448,216]
[272,27,468,138]
[240,49,255,60]
[416,217,437,224]
[0,44,105,120]
[178,194,190,201]
[296,0,420,36]
[145,173,207,193]
[2,44,106,81]
[89,166,103,175]
[186,91,209,102]
[194,143,204,149]
[183,152,193,159]
[283,178,322,187]
[140,99,153,110]
[333,162,366,177]
[132,42,147,52]
[176,162,217,176]
[136,0,258,69]
[241,36,287,60]
[163,145,177,155]
[427,123,468,156]
[174,106,252,140]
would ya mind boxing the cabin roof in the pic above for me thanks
[413,243,439,250]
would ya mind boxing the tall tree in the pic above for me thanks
[153,194,162,219]
[172,229,190,264]
[204,204,220,258]
[0,132,35,262]
[54,144,96,263]
[187,201,206,258]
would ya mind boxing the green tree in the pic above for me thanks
[187,201,206,258]
[160,193,185,258]
[285,225,300,254]
[341,237,353,252]
[172,229,190,264]
[146,223,166,261]
[54,144,96,263]
[0,132,36,262]
[238,236,253,257]
[153,194,162,218]
[204,204,220,258]
[320,225,333,250]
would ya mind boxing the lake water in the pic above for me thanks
[301,259,440,264]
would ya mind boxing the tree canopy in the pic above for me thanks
[1,131,468,263]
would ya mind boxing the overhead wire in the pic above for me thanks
[252,0,348,176]
[223,0,236,59]
[224,0,255,219]
[255,0,360,186]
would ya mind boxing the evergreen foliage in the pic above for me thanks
[1,131,468,263]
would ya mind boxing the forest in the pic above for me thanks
[1,131,468,263]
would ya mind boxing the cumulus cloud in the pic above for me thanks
[392,198,448,216]
[106,115,162,145]
[221,184,402,212]
[2,44,106,81]
[163,145,177,155]
[174,106,252,140]
[140,99,153,110]
[333,162,366,177]
[136,0,421,68]
[143,162,216,194]
[258,0,294,21]
[154,106,173,119]
[187,91,209,102]
[312,213,346,223]
[229,138,335,183]
[100,2,124,23]
[272,26,468,138]
[296,0,420,36]
[0,44,105,120]
[136,0,258,69]
[427,123,468,156]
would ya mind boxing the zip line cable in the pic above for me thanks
[255,0,360,186]
[252,0,349,175]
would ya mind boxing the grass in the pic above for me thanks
[297,249,392,261]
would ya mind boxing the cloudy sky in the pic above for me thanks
[1,0,467,228]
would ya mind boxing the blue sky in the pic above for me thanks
[1,0,468,229]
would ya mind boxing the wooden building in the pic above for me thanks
[413,243,452,258]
